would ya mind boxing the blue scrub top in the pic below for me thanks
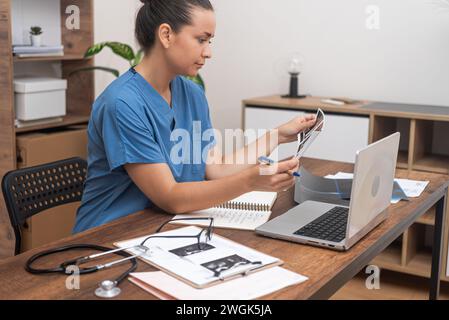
[73,68,215,233]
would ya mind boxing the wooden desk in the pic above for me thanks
[0,158,447,300]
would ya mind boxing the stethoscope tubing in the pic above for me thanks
[25,243,138,285]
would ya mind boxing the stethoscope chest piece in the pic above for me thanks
[95,280,121,299]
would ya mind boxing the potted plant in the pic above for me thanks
[69,41,205,90]
[29,26,43,47]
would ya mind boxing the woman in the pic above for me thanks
[73,0,316,233]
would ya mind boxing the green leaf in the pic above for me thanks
[84,42,108,58]
[68,66,120,78]
[30,26,43,35]
[84,42,136,62]
[184,74,205,91]
[105,42,136,61]
[131,49,144,67]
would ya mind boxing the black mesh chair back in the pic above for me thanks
[1,157,87,255]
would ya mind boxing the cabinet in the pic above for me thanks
[0,0,94,257]
[244,107,369,163]
[244,107,306,161]
[242,95,449,282]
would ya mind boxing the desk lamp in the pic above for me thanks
[282,54,307,99]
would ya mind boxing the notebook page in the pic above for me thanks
[173,208,271,230]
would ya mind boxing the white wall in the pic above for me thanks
[93,0,449,135]
[94,0,141,97]
[202,0,449,133]
[11,0,61,46]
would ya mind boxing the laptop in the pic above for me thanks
[256,132,400,251]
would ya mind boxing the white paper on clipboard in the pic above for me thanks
[115,226,282,289]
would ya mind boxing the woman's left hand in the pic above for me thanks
[276,114,317,144]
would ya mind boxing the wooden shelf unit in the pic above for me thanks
[368,112,449,280]
[369,115,449,280]
[0,0,94,258]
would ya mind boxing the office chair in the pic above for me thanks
[1,157,87,255]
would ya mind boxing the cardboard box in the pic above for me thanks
[16,126,87,251]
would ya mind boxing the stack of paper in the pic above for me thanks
[13,45,64,58]
[14,117,64,129]
[325,172,429,203]
[129,267,308,300]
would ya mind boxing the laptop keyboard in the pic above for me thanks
[293,206,349,243]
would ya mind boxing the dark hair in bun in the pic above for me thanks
[136,0,214,53]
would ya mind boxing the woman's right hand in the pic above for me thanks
[243,158,299,192]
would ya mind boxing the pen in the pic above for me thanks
[257,156,300,177]
[216,263,263,281]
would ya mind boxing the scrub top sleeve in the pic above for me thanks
[102,99,166,172]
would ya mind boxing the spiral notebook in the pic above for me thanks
[172,191,277,230]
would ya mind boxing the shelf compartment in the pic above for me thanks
[374,244,446,280]
[413,154,449,175]
[411,120,449,174]
[397,151,408,169]
[375,250,439,280]
[372,226,446,281]
[371,235,402,268]
[416,207,435,226]
[404,247,433,278]
[15,114,89,133]
[402,224,425,266]
[402,224,434,277]
[371,116,410,169]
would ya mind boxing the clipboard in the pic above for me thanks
[114,226,283,289]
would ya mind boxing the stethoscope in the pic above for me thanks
[25,243,149,298]
[24,218,212,298]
